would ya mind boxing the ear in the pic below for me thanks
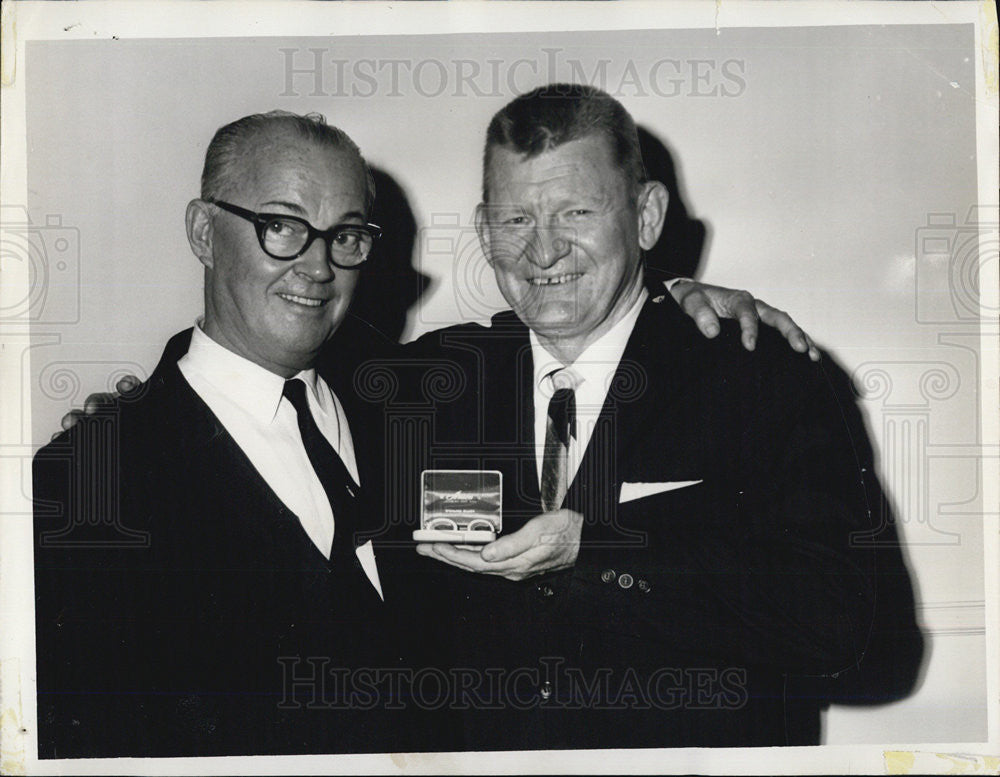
[186,199,216,269]
[635,181,669,252]
[474,202,494,266]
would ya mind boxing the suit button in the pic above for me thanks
[637,579,651,593]
[618,573,634,589]
[538,584,554,598]
[540,681,552,700]
[601,569,616,583]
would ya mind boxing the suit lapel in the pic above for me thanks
[154,355,335,565]
[150,332,362,569]
[515,330,540,506]
[565,294,694,512]
[485,316,542,522]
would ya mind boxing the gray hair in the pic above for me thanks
[482,83,646,202]
[200,110,375,214]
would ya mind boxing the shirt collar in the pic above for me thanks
[185,323,320,424]
[530,287,648,395]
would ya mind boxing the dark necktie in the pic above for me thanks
[282,378,360,559]
[540,371,577,512]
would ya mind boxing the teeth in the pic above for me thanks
[279,293,325,307]
[528,273,582,286]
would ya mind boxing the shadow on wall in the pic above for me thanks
[638,125,927,731]
[638,125,710,285]
[797,350,928,744]
[834,349,929,704]
[341,167,430,345]
[639,123,927,736]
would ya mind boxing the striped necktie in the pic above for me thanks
[540,369,578,512]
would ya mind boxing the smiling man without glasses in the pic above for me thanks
[412,84,922,749]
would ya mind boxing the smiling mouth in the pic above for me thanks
[278,293,328,308]
[527,273,583,286]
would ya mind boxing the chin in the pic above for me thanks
[278,326,333,355]
[523,304,582,328]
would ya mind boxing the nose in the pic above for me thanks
[525,225,571,269]
[293,235,336,282]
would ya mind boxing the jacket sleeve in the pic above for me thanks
[32,409,189,757]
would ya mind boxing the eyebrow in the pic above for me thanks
[260,200,307,214]
[260,201,367,223]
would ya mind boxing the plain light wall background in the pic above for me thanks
[21,25,987,744]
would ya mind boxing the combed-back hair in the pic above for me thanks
[201,110,375,214]
[482,83,646,202]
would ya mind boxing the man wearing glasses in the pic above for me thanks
[32,111,410,758]
[35,109,819,757]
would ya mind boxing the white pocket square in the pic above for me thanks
[619,480,704,503]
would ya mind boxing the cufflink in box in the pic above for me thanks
[412,470,502,544]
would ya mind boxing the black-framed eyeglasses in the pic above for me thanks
[206,199,381,269]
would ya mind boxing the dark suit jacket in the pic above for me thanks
[33,328,424,758]
[380,291,922,749]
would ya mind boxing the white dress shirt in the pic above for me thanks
[530,288,648,488]
[178,324,360,562]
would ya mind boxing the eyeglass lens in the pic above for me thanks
[261,217,373,264]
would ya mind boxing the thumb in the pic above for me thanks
[481,527,536,562]
[117,374,142,395]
